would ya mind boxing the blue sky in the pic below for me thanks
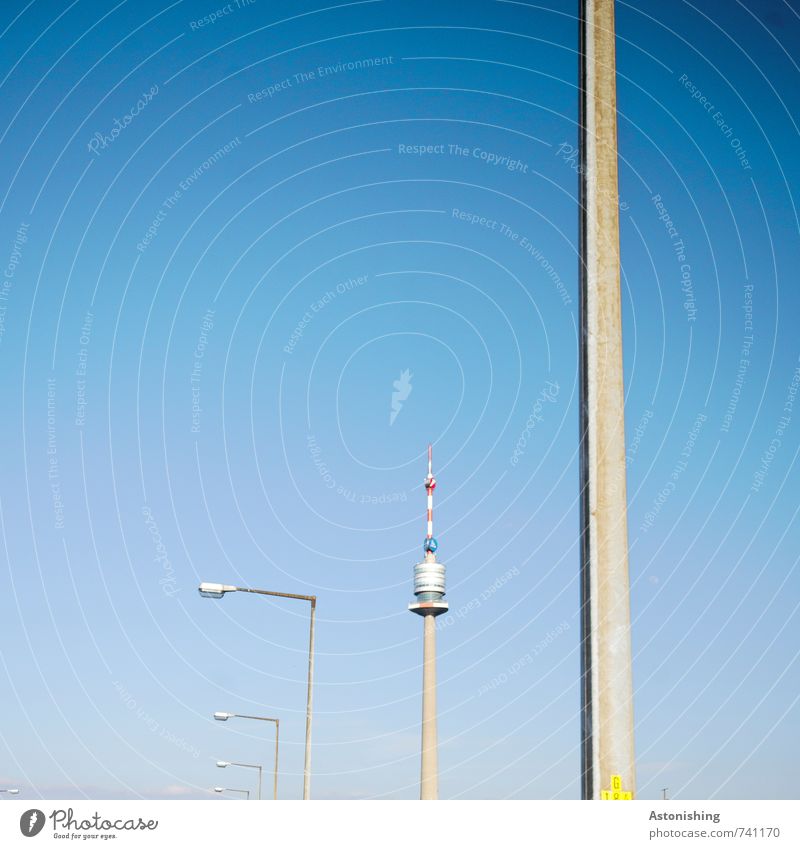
[0,0,798,800]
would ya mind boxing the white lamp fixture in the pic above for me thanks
[198,583,237,599]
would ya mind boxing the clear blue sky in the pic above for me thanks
[0,0,798,800]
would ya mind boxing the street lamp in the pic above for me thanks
[216,760,263,800]
[0,789,19,796]
[214,712,280,800]
[198,583,237,599]
[213,786,249,800]
[199,581,316,800]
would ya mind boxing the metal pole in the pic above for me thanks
[219,715,280,798]
[232,715,279,799]
[219,788,249,800]
[578,0,636,801]
[223,762,263,798]
[303,598,316,800]
[420,611,438,799]
[273,720,280,801]
[234,587,316,800]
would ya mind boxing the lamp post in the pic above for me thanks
[213,786,250,800]
[216,760,263,801]
[199,582,316,800]
[0,789,20,796]
[214,712,280,800]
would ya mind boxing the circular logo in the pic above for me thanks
[19,809,46,837]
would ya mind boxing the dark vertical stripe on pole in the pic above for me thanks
[578,0,594,803]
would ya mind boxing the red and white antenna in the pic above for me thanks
[423,443,438,556]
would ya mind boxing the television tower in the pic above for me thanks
[409,444,448,800]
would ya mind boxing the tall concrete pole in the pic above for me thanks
[578,0,636,800]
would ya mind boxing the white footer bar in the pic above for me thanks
[1,800,796,848]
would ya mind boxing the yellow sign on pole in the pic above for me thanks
[601,775,633,800]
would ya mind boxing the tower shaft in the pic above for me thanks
[578,0,636,800]
[420,612,439,800]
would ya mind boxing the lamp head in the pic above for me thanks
[198,583,237,599]
[8,789,19,795]
[213,787,224,793]
[215,761,230,768]
[213,712,234,721]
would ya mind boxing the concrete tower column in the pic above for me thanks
[420,612,439,799]
[578,0,637,800]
